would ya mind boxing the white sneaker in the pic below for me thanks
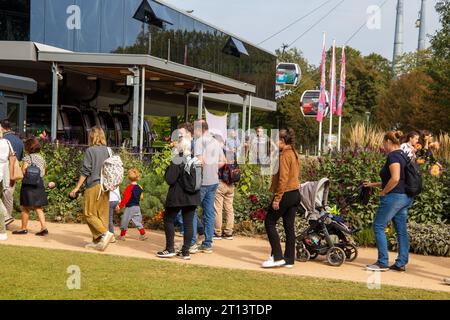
[189,244,199,254]
[110,236,117,244]
[261,257,286,268]
[0,233,8,241]
[283,264,294,269]
[97,231,114,251]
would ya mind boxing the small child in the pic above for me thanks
[116,169,147,241]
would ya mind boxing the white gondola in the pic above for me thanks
[276,63,301,86]
[300,90,329,118]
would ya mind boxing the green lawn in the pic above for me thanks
[0,245,449,300]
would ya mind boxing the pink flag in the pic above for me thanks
[329,43,337,115]
[316,40,327,123]
[337,47,346,117]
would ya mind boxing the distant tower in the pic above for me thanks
[392,0,404,75]
[418,0,427,51]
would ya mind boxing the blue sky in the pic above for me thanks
[162,0,441,65]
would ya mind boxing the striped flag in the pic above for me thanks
[316,40,327,123]
[329,42,337,115]
[337,47,346,117]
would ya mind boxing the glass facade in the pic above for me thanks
[2,0,276,101]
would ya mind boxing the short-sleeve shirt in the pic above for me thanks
[194,133,225,186]
[380,150,406,194]
[23,153,46,177]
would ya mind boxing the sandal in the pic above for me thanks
[12,230,28,235]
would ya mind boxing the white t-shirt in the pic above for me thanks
[401,143,415,160]
[109,187,121,202]
[0,139,10,182]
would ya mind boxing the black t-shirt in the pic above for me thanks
[380,150,406,194]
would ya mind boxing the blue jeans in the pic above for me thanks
[108,201,119,234]
[191,184,218,248]
[373,193,412,267]
[174,212,184,234]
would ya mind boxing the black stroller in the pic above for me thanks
[296,178,361,267]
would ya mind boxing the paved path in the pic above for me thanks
[1,221,449,293]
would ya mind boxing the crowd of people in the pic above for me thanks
[0,119,447,277]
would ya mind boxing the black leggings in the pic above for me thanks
[264,190,300,265]
[164,206,196,254]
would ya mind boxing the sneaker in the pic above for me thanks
[139,234,148,241]
[12,230,28,235]
[176,252,191,260]
[389,264,406,272]
[110,236,116,244]
[283,264,294,269]
[5,218,14,227]
[156,250,176,258]
[0,233,7,241]
[117,236,126,241]
[223,234,233,240]
[189,244,199,254]
[213,233,222,240]
[444,278,450,285]
[96,231,114,251]
[35,229,49,237]
[85,242,101,250]
[199,245,213,254]
[366,262,389,272]
[261,257,286,268]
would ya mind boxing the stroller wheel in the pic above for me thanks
[344,244,358,262]
[326,247,346,267]
[296,245,311,262]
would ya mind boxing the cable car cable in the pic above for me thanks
[344,0,391,45]
[257,0,335,45]
[287,0,347,48]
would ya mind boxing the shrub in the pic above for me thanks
[389,222,450,257]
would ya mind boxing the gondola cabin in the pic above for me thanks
[276,63,301,86]
[300,90,329,118]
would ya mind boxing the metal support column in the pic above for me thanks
[197,83,204,120]
[51,62,59,142]
[184,92,190,123]
[132,66,140,148]
[242,95,247,136]
[247,94,252,134]
[139,67,146,155]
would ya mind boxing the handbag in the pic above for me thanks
[7,140,23,181]
[22,155,41,186]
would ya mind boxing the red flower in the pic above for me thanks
[249,194,259,204]
[250,208,267,221]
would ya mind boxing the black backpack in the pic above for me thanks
[220,154,241,185]
[22,155,41,186]
[179,156,202,194]
[399,151,423,197]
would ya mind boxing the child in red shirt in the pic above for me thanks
[116,169,147,241]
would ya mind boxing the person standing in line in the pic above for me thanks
[0,120,24,227]
[13,138,48,236]
[158,137,200,260]
[365,131,413,272]
[0,129,10,241]
[70,127,114,251]
[191,120,226,254]
[116,168,147,241]
[262,128,300,269]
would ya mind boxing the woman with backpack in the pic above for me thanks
[70,127,114,251]
[262,128,300,269]
[157,137,201,260]
[364,130,413,272]
[13,138,48,236]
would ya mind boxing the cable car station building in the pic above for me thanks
[0,0,277,151]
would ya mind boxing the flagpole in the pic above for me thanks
[318,32,326,157]
[338,116,342,151]
[328,39,336,153]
